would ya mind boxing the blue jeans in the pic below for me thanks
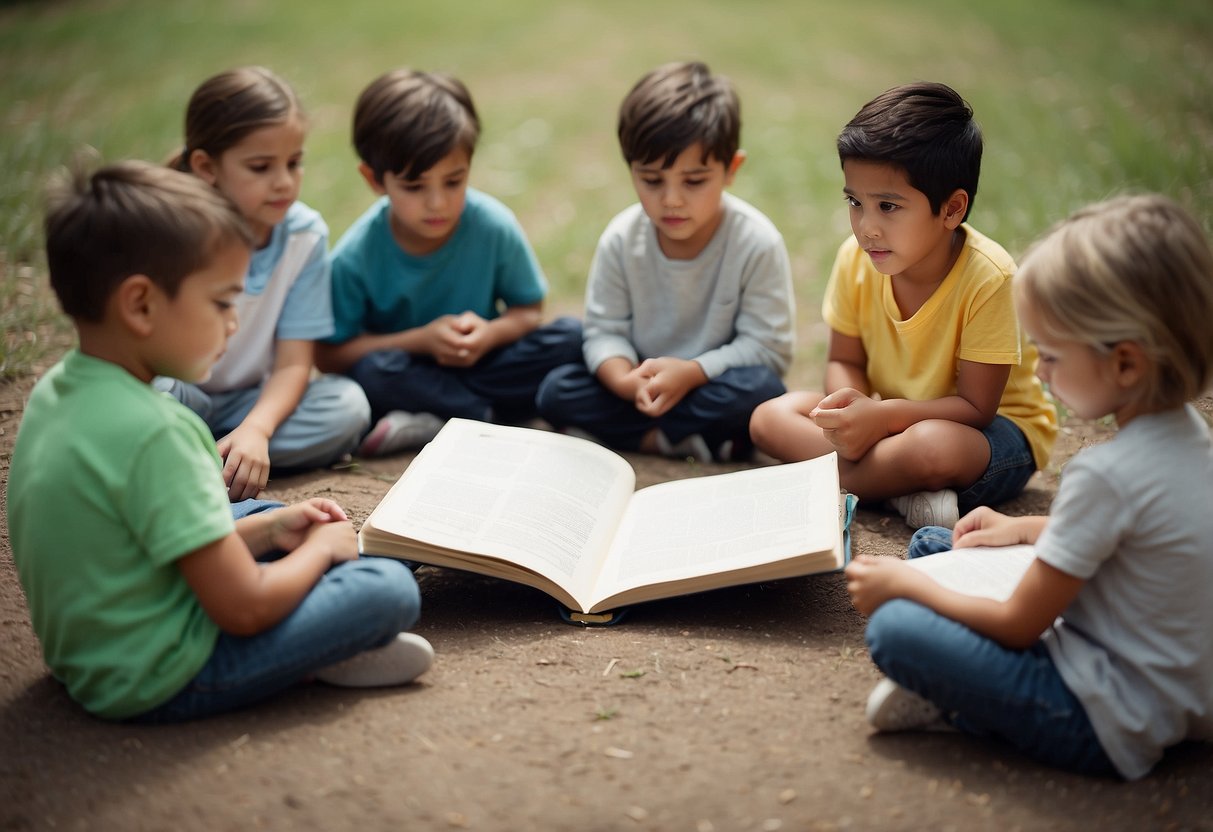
[131,502,421,723]
[536,362,785,452]
[350,317,583,424]
[956,415,1037,513]
[864,527,1117,777]
[155,373,371,470]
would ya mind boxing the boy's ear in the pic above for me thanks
[188,149,219,186]
[358,162,387,195]
[942,189,968,229]
[724,150,747,186]
[113,274,159,338]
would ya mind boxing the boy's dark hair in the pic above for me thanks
[837,82,982,221]
[171,66,302,172]
[45,160,253,322]
[353,69,480,183]
[618,61,740,168]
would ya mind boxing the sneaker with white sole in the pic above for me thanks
[865,678,953,732]
[358,411,445,457]
[315,632,434,688]
[889,488,959,529]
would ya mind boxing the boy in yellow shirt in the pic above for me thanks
[750,82,1056,528]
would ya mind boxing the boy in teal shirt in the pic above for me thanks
[8,161,431,721]
[317,69,582,455]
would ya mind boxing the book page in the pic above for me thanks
[904,544,1036,601]
[589,455,841,605]
[364,420,635,605]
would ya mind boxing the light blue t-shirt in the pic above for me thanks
[201,200,333,393]
[326,188,547,344]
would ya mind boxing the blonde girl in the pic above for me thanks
[846,194,1213,779]
[159,67,369,500]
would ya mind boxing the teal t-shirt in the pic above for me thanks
[325,187,548,343]
[7,350,235,719]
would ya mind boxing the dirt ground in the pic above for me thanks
[1,370,1211,832]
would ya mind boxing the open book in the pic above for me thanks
[359,418,854,621]
[905,544,1036,601]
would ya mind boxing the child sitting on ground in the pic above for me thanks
[160,67,371,500]
[7,161,431,723]
[749,82,1056,527]
[315,68,582,456]
[536,61,794,463]
[846,193,1213,779]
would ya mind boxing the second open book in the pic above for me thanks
[359,418,855,619]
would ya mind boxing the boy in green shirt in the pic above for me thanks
[7,161,431,721]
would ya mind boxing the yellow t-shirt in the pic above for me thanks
[822,225,1057,470]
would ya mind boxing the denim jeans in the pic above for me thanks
[535,362,785,451]
[956,415,1038,514]
[350,316,583,424]
[133,501,417,723]
[131,555,420,723]
[864,527,1118,777]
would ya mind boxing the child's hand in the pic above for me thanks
[598,359,647,403]
[424,313,486,367]
[845,554,927,615]
[952,507,1044,549]
[217,425,272,501]
[633,357,706,418]
[446,311,493,367]
[809,388,889,460]
[266,498,356,562]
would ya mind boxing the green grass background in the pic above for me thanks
[2,0,1210,383]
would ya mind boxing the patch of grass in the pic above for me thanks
[2,0,1209,379]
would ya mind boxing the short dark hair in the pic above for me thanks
[837,82,982,221]
[353,69,480,182]
[44,160,253,322]
[617,61,740,168]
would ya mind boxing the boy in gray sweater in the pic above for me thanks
[537,61,794,462]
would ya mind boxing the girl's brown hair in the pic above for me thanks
[170,66,302,171]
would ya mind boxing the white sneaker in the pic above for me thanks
[865,678,952,732]
[315,633,434,688]
[655,431,712,464]
[358,411,445,457]
[889,489,959,529]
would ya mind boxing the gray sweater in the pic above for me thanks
[582,193,795,379]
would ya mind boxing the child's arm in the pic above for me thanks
[824,330,870,395]
[177,498,357,636]
[217,339,314,501]
[847,506,1068,650]
[316,303,543,372]
[432,302,543,368]
[812,359,1009,460]
[847,553,1083,649]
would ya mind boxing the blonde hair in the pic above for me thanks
[1016,193,1213,409]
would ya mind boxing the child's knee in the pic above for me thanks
[535,363,582,414]
[348,557,422,632]
[865,598,929,663]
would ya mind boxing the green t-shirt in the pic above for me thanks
[7,350,235,719]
